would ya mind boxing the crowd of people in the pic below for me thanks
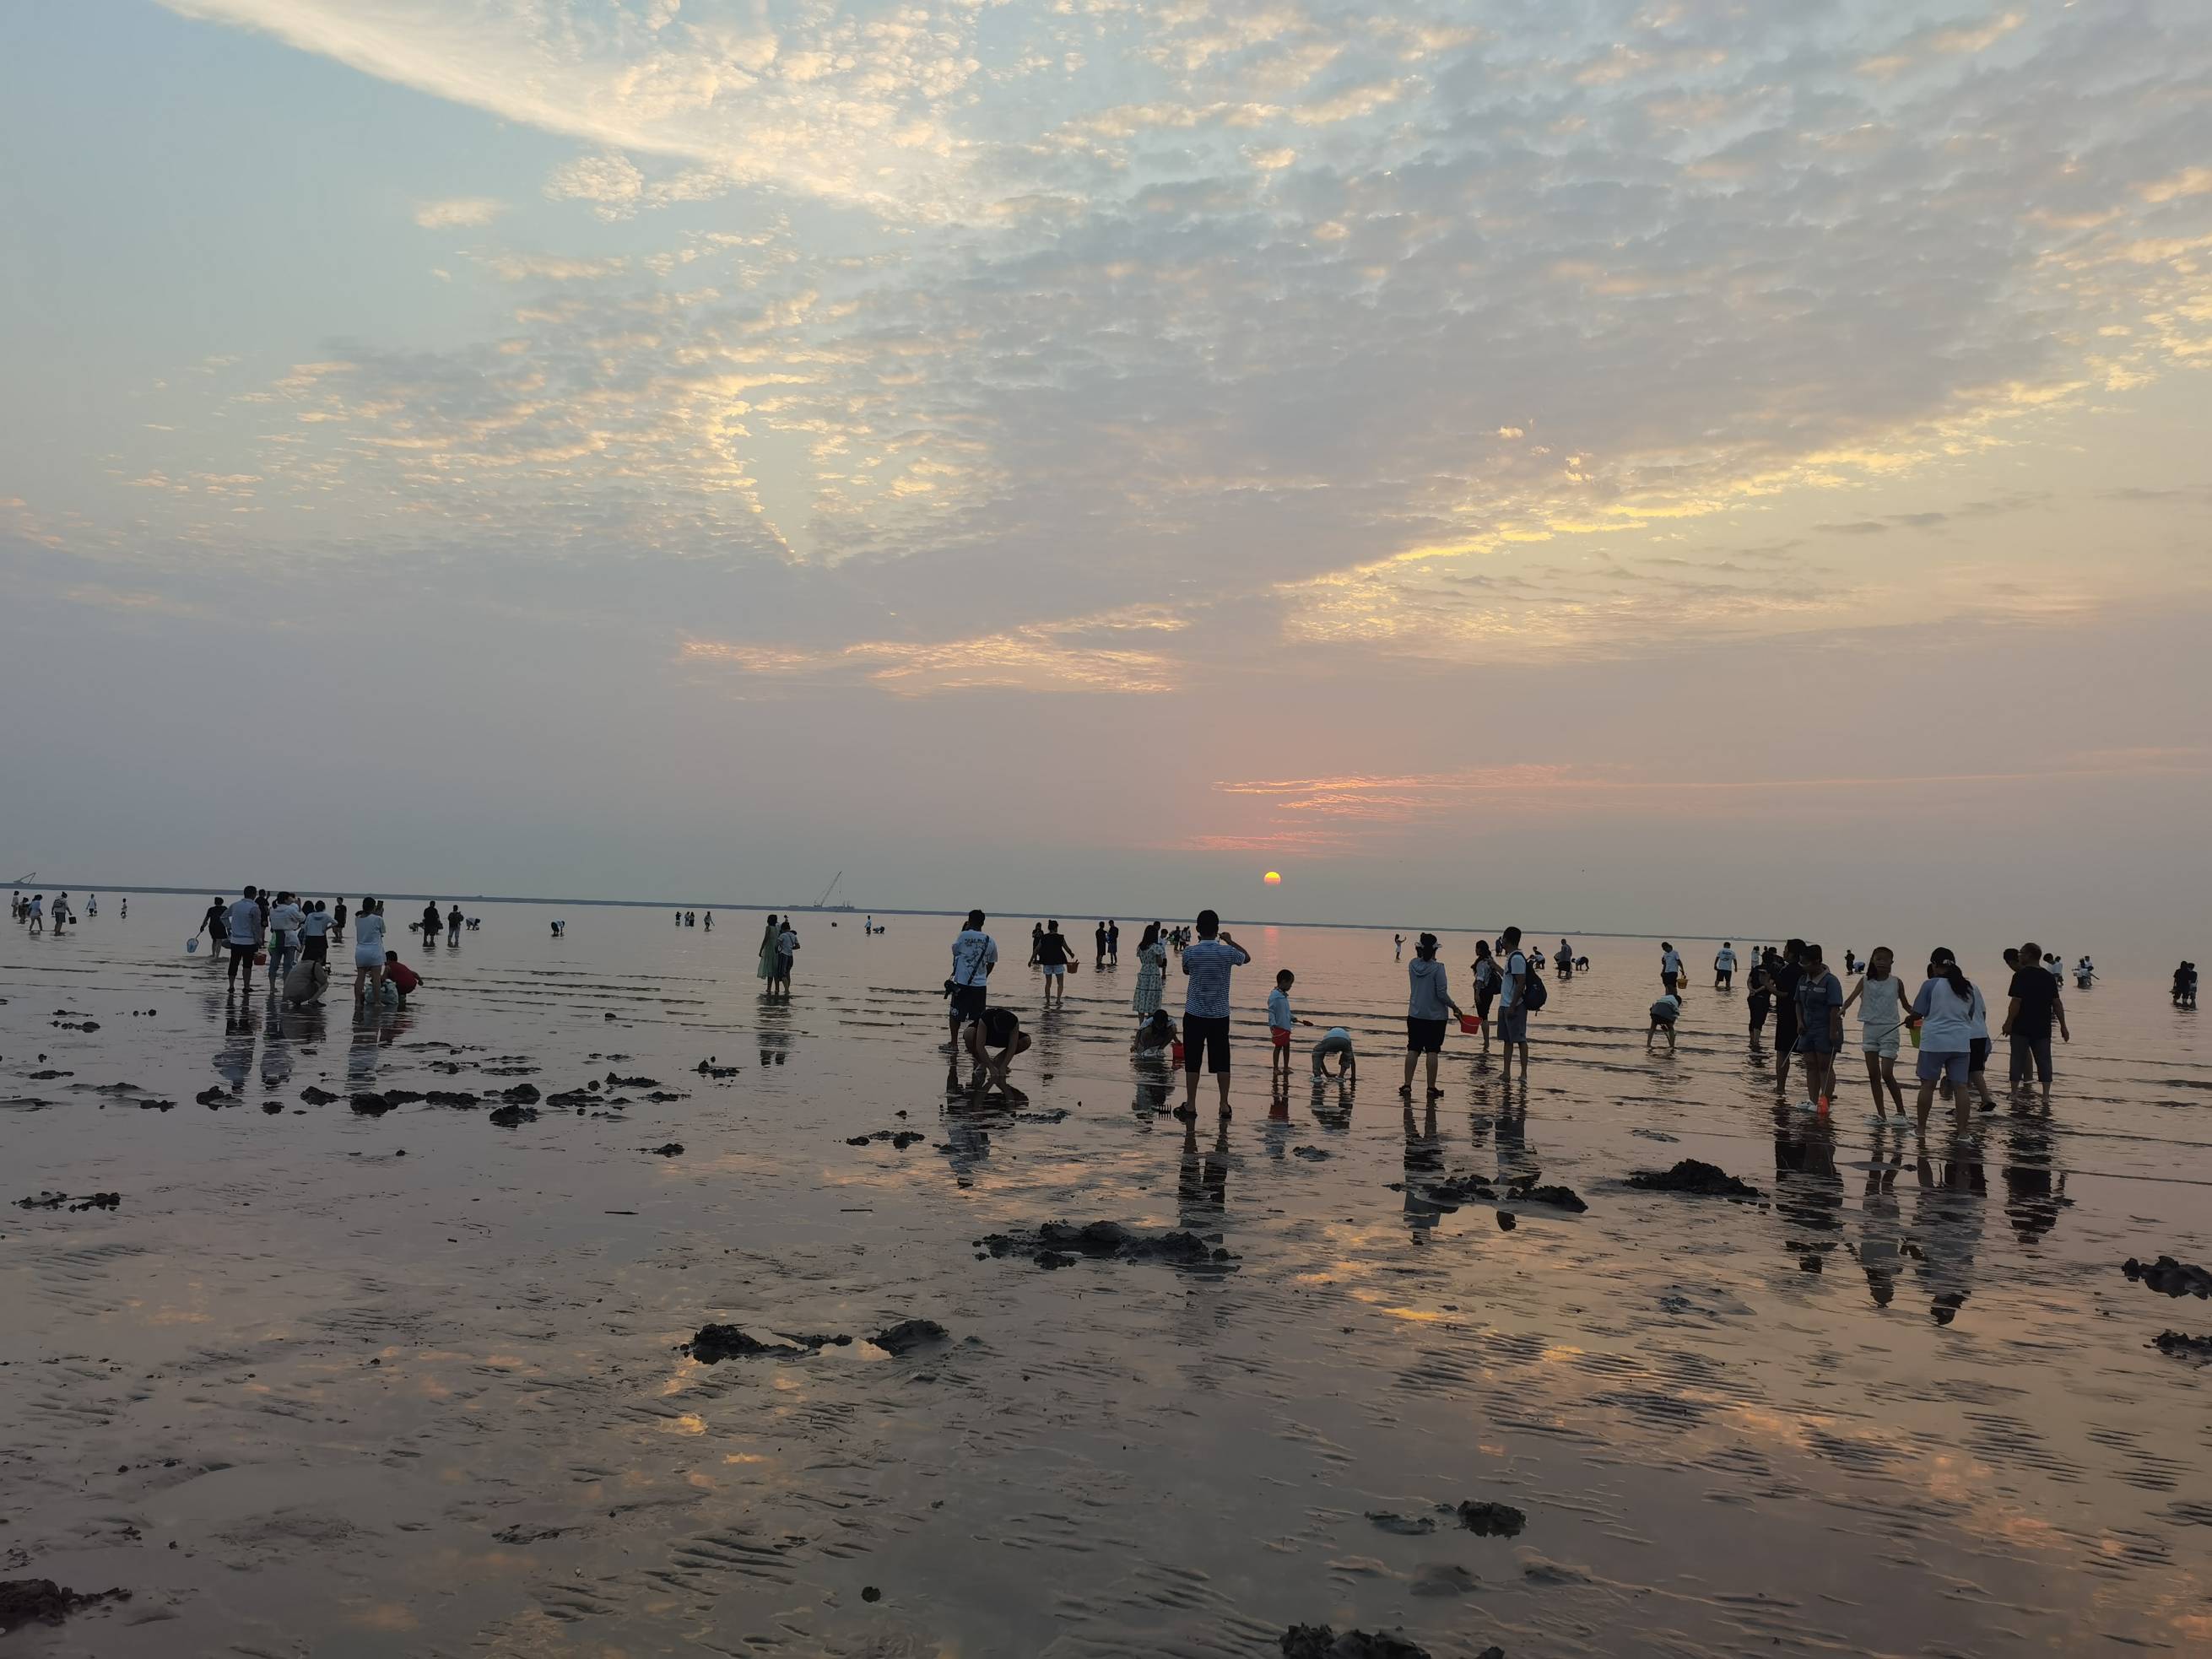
[180,886,465,1009]
[923,911,2194,1140]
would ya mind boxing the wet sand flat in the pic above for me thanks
[4,904,2209,1656]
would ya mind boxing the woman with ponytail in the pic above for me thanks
[1908,948,1984,1133]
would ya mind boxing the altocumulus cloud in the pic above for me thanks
[102,0,2212,686]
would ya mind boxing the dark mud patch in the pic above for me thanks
[647,1143,684,1157]
[0,1578,132,1635]
[1279,1625,1435,1659]
[1455,1500,1527,1537]
[2151,1331,2212,1358]
[1293,1145,1331,1161]
[605,1073,662,1089]
[1628,1159,1763,1199]
[425,1090,479,1108]
[2123,1256,2212,1298]
[680,1325,854,1363]
[695,1060,741,1078]
[977,1220,1237,1270]
[14,1192,120,1213]
[299,1086,339,1105]
[350,1094,398,1116]
[847,1129,928,1149]
[493,1524,566,1544]
[870,1319,948,1355]
[488,1104,540,1127]
[500,1083,542,1105]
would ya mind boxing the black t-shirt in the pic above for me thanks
[2007,969,2060,1037]
[1770,961,1802,1022]
[980,1007,1020,1046]
[1036,933,1069,965]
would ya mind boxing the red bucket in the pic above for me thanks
[1171,1040,1186,1067]
[1458,1014,1482,1035]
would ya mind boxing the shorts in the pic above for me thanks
[949,983,987,1019]
[776,953,793,977]
[1776,1010,1799,1049]
[1793,1028,1837,1056]
[301,937,327,963]
[1662,972,1679,993]
[1495,1005,1528,1044]
[354,946,383,970]
[1474,985,1497,1020]
[1042,964,1065,979]
[1270,1026,1291,1050]
[1183,1014,1231,1075]
[1968,1037,1990,1074]
[1917,1049,1971,1087]
[1406,1016,1446,1053]
[1862,1026,1900,1059]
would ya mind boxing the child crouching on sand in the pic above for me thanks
[1311,1026,1356,1081]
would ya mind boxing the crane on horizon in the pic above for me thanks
[814,871,844,908]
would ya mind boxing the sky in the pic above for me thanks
[1,0,2209,959]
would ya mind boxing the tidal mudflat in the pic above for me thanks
[4,903,2208,1656]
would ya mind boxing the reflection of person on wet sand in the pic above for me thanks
[2001,1110,2068,1246]
[1856,1126,1907,1305]
[1911,1140,1987,1325]
[1401,1098,1444,1240]
[1771,1099,1842,1272]
[1177,1116,1230,1228]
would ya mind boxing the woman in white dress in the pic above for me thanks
[1841,945,1908,1117]
[352,898,388,1005]
[1131,922,1168,1022]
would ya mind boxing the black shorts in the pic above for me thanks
[1663,973,1679,994]
[1968,1036,1990,1074]
[1776,1008,1798,1048]
[1406,1016,1447,1053]
[1183,1014,1231,1074]
[1474,985,1497,1020]
[227,943,256,970]
[301,937,327,963]
[949,982,987,1020]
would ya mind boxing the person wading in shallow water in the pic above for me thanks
[1179,910,1249,1121]
[946,910,998,1048]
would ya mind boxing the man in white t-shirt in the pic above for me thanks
[1713,942,1737,992]
[224,885,264,989]
[946,909,999,1047]
[1495,925,1532,1079]
[266,891,306,986]
[1660,942,1684,997]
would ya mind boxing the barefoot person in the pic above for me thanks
[1791,942,1845,1107]
[2003,938,2070,1095]
[1908,950,1982,1136]
[1400,932,1465,1100]
[946,910,998,1047]
[1713,941,1737,992]
[352,898,388,1005]
[1470,940,1501,1051]
[224,885,263,989]
[1179,910,1250,1119]
[1842,946,1909,1118]
[1495,926,1537,1079]
[965,1003,1031,1087]
[1035,921,1076,1005]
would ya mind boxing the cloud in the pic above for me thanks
[413,196,505,229]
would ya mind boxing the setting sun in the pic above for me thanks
[1263,871,1282,885]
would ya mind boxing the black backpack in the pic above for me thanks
[1517,954,1549,1012]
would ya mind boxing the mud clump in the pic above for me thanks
[1279,1625,1433,1659]
[425,1091,479,1108]
[195,1087,230,1106]
[605,1073,662,1089]
[695,1060,741,1078]
[871,1319,949,1355]
[0,1579,132,1635]
[488,1103,539,1127]
[2123,1256,2212,1298]
[2151,1330,2212,1357]
[351,1094,398,1116]
[500,1083,542,1105]
[679,1325,853,1363]
[493,1524,565,1544]
[14,1192,121,1213]
[1628,1160,1763,1199]
[299,1086,339,1105]
[1503,1175,1587,1213]
[849,1129,929,1149]
[648,1143,684,1157]
[1456,1500,1527,1537]
[978,1221,1236,1269]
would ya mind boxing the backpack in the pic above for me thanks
[1516,954,1549,1012]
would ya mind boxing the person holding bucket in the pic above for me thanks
[1400,932,1467,1100]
